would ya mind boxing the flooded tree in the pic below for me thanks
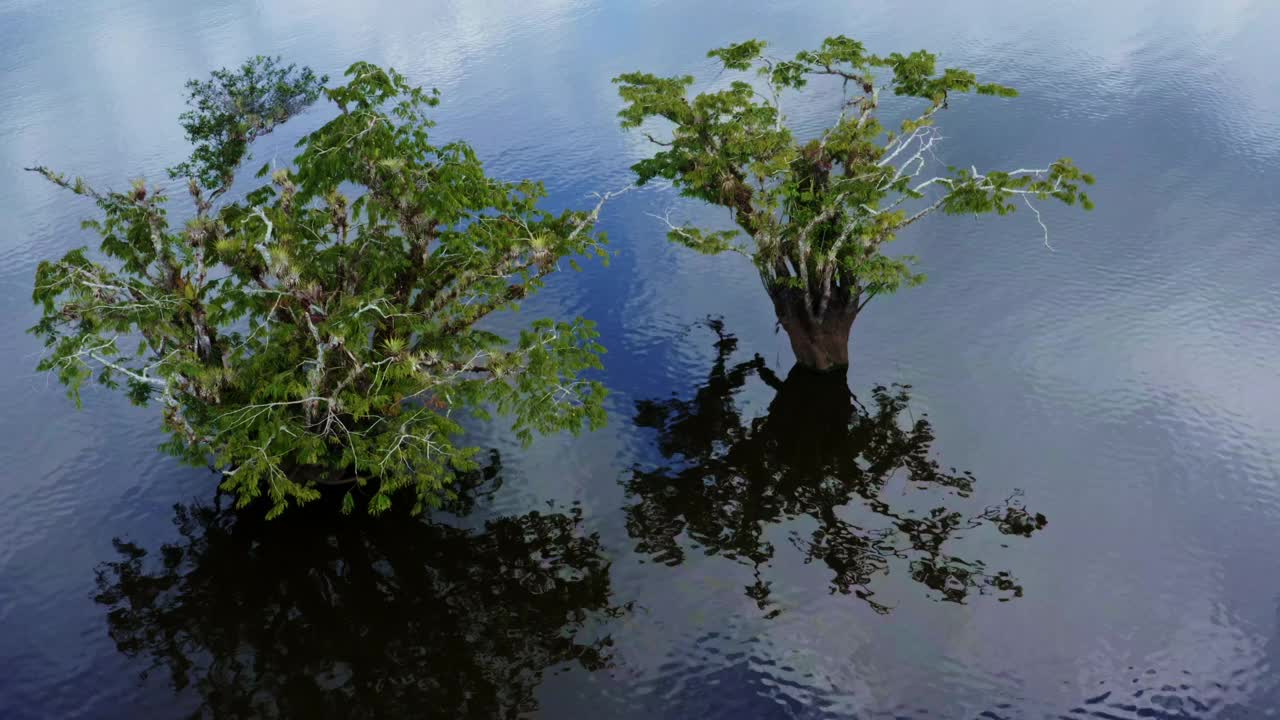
[616,37,1094,371]
[624,320,1045,615]
[28,57,617,517]
[93,466,626,719]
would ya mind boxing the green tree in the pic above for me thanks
[616,37,1095,371]
[28,57,618,517]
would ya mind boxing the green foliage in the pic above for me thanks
[170,56,326,192]
[707,39,768,71]
[664,225,746,256]
[615,35,1093,331]
[29,59,611,517]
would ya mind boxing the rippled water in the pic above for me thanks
[3,1,1280,717]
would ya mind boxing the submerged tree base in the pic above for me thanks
[770,287,857,372]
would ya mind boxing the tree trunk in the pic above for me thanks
[769,287,857,372]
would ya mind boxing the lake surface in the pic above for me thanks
[3,1,1280,717]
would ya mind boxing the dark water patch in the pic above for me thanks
[91,485,627,719]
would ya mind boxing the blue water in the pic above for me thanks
[3,1,1280,717]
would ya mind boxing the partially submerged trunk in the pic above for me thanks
[768,285,858,372]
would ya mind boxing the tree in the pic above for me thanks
[615,37,1095,371]
[28,57,619,517]
[94,480,625,719]
[625,320,1045,616]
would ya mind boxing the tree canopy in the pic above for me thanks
[29,57,615,517]
[616,36,1095,370]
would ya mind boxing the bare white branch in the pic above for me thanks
[1023,195,1053,251]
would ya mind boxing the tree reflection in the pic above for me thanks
[625,320,1046,616]
[93,460,625,719]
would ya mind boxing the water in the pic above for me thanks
[2,0,1279,717]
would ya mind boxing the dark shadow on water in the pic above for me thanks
[92,457,627,720]
[625,319,1046,616]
